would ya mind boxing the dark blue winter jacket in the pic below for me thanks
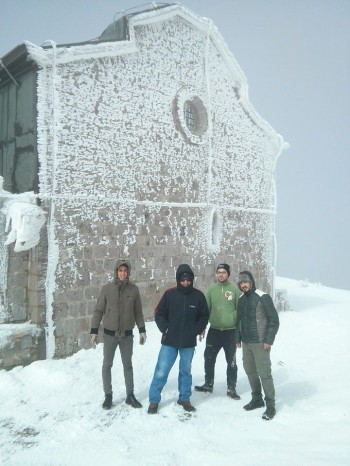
[155,264,209,348]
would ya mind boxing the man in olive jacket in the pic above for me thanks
[235,271,279,420]
[90,259,146,410]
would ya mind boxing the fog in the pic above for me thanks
[1,0,349,290]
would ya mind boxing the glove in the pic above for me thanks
[91,334,98,349]
[139,333,147,345]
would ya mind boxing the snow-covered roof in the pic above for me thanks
[21,3,286,151]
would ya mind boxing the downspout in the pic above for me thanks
[204,19,213,206]
[204,20,217,247]
[272,169,278,300]
[272,138,288,299]
[42,40,59,359]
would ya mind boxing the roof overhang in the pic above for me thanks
[0,44,37,87]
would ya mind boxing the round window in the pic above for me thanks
[183,97,208,136]
[173,88,209,144]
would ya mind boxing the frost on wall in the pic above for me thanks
[1,200,46,252]
[32,6,286,355]
[37,13,281,273]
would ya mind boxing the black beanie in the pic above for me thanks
[180,272,192,281]
[216,263,230,276]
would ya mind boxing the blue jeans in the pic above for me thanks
[149,345,195,404]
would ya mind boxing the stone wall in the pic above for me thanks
[0,323,44,370]
[48,200,272,358]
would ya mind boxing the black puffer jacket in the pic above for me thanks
[155,264,209,348]
[235,271,279,345]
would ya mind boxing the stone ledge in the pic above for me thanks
[0,322,44,370]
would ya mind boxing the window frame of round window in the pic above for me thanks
[173,88,209,145]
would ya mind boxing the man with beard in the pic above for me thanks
[236,271,279,420]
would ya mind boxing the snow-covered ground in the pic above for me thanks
[0,277,349,466]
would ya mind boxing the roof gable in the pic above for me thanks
[25,4,287,151]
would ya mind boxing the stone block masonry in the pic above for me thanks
[0,323,44,370]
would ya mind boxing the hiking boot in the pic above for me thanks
[227,388,241,400]
[194,382,213,393]
[262,407,276,420]
[147,403,158,414]
[125,393,142,409]
[243,399,265,411]
[177,400,196,412]
[102,393,113,410]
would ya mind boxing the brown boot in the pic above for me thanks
[147,403,158,414]
[177,400,196,412]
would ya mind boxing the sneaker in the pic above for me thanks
[125,393,142,409]
[147,403,158,414]
[177,400,196,412]
[194,382,213,393]
[102,393,113,410]
[227,388,241,400]
[262,407,276,420]
[243,399,265,411]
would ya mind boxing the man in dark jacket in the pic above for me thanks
[148,264,209,414]
[235,271,279,420]
[90,259,146,410]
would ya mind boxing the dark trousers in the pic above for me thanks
[102,333,134,396]
[204,327,238,389]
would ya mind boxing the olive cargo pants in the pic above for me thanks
[242,341,276,409]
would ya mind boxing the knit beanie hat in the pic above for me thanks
[238,272,252,283]
[216,263,230,276]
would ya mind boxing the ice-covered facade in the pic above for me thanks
[0,3,287,368]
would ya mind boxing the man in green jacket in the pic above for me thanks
[195,263,241,399]
[90,259,146,410]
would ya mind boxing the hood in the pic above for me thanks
[175,264,194,294]
[114,259,131,282]
[175,263,194,283]
[238,270,256,292]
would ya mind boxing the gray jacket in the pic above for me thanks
[90,260,145,336]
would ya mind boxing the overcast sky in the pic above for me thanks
[1,0,349,290]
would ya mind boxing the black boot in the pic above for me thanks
[194,381,213,393]
[102,393,113,410]
[243,398,265,411]
[227,387,241,400]
[262,407,276,420]
[125,393,142,408]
